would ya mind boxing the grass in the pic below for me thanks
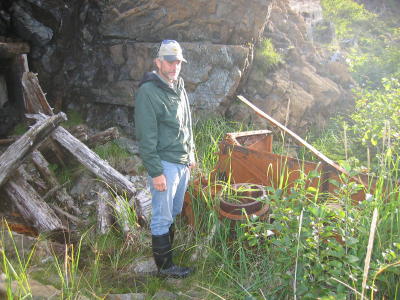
[1,116,400,299]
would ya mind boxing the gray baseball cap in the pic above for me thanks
[157,40,187,62]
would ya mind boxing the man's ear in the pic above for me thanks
[154,58,161,70]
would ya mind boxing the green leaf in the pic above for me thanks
[346,255,360,264]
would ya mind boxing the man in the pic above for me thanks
[134,40,195,278]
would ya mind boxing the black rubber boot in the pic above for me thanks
[169,223,175,244]
[152,233,192,278]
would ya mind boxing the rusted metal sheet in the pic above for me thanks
[184,99,382,225]
[237,95,368,187]
[216,131,371,203]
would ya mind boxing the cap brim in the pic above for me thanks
[163,55,187,63]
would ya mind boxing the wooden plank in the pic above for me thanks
[0,42,30,58]
[0,112,67,188]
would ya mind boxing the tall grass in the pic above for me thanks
[189,117,400,299]
[1,117,399,299]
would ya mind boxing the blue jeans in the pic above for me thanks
[149,160,190,235]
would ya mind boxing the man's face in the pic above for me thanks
[155,58,182,83]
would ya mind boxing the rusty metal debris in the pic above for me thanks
[184,96,376,225]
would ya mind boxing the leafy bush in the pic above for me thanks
[350,78,400,161]
[321,0,375,41]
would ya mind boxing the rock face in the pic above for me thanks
[0,0,357,134]
[228,0,355,132]
[99,0,271,44]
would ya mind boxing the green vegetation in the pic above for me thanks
[11,123,28,136]
[254,38,284,73]
[63,109,85,129]
[321,0,400,87]
[321,0,375,41]
[311,0,400,171]
[1,116,400,298]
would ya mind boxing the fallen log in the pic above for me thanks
[4,172,64,233]
[0,112,67,188]
[21,73,150,223]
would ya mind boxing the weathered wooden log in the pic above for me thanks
[22,72,53,115]
[96,191,114,234]
[4,172,64,233]
[69,124,89,142]
[17,165,47,193]
[31,150,80,215]
[87,127,120,148]
[0,112,67,188]
[0,41,30,58]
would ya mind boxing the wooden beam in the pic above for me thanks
[0,42,30,58]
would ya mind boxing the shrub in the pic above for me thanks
[254,38,283,73]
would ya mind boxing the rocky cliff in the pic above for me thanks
[0,0,357,135]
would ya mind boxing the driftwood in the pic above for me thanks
[31,150,80,215]
[0,112,67,188]
[69,125,120,148]
[4,171,64,233]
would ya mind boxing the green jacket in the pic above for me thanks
[134,71,195,178]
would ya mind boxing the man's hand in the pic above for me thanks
[189,162,196,169]
[153,174,167,192]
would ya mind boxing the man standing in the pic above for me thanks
[135,40,195,278]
